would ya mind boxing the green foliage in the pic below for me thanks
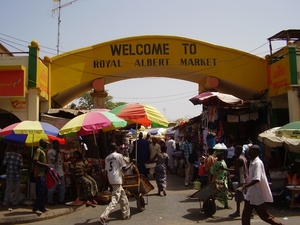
[69,102,77,109]
[75,90,126,110]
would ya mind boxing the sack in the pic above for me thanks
[46,171,55,189]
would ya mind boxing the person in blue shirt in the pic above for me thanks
[2,144,23,207]
[180,135,193,186]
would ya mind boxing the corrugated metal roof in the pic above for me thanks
[47,108,89,116]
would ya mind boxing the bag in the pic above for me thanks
[46,167,61,189]
[49,167,61,184]
[46,170,55,189]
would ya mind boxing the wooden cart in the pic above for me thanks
[122,165,154,212]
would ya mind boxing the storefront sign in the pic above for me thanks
[0,69,25,97]
[11,97,26,111]
[37,60,49,100]
[267,56,291,97]
[93,42,217,68]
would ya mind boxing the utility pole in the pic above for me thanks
[52,0,79,55]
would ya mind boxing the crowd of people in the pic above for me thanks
[1,138,101,214]
[2,130,296,225]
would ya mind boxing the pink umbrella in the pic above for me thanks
[189,91,243,106]
[59,111,127,136]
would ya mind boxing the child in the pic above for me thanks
[198,156,208,187]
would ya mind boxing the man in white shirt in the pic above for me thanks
[100,143,133,224]
[149,137,161,175]
[166,136,176,173]
[237,145,283,225]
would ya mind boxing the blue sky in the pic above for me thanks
[1,0,299,121]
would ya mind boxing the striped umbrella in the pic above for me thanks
[59,111,127,136]
[110,103,169,128]
[0,121,65,146]
[110,103,169,160]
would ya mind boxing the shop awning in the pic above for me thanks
[189,91,243,106]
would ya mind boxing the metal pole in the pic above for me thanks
[56,0,61,55]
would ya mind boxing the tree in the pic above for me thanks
[69,102,77,109]
[75,90,126,110]
[77,91,93,109]
[104,95,126,110]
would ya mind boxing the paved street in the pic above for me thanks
[9,174,297,225]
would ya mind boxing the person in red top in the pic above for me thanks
[198,156,208,187]
[286,164,300,185]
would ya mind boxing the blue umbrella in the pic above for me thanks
[165,128,175,136]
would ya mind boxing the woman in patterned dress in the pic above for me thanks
[71,151,98,207]
[147,145,169,196]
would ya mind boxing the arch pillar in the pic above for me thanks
[91,91,108,108]
[198,76,219,93]
[91,78,108,108]
[27,88,40,120]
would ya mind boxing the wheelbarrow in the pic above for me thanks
[122,165,154,212]
[190,179,233,216]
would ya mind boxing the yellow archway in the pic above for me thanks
[50,35,267,107]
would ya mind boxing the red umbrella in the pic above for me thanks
[189,91,243,106]
[110,103,168,128]
[110,103,168,160]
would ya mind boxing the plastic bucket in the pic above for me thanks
[193,180,201,190]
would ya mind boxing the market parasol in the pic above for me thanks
[0,120,64,204]
[110,103,169,160]
[0,121,65,146]
[59,111,127,136]
[147,128,166,137]
[109,103,169,128]
[189,91,243,106]
[275,121,300,139]
[258,127,283,148]
[258,123,300,166]
[59,110,127,163]
[1,131,65,146]
[164,127,175,137]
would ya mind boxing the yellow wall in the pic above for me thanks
[51,35,267,107]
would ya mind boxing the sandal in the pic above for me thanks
[163,190,167,196]
[99,217,106,224]
[86,200,91,207]
[229,212,240,218]
[91,199,98,205]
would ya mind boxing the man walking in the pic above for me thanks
[99,143,133,224]
[181,135,193,186]
[149,137,161,176]
[2,144,23,207]
[32,138,51,215]
[166,136,175,173]
[237,145,284,225]
[131,132,150,177]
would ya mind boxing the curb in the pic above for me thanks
[0,204,86,224]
